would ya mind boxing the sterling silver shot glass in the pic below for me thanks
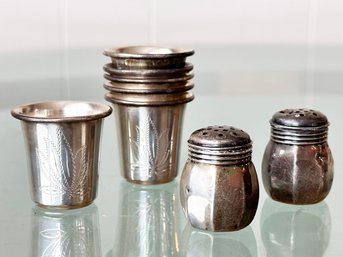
[103,46,194,184]
[11,101,112,209]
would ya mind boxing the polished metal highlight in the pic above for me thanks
[103,62,193,79]
[32,204,101,257]
[104,72,194,83]
[105,91,194,106]
[262,108,334,205]
[103,81,194,94]
[113,104,186,184]
[103,45,194,184]
[180,125,259,232]
[103,46,194,69]
[11,101,112,208]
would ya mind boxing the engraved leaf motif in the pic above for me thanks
[40,228,67,257]
[130,192,174,255]
[129,116,172,178]
[36,128,90,198]
[40,225,90,257]
[40,228,66,239]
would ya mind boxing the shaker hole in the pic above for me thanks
[202,132,208,136]
[280,111,285,114]
[300,113,304,116]
[312,112,317,116]
[214,129,218,131]
[218,133,224,137]
[223,129,228,132]
[186,186,191,194]
[232,132,238,136]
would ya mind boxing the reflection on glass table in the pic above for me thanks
[31,204,101,257]
[181,223,257,257]
[107,181,179,257]
[260,198,331,257]
[2,94,343,257]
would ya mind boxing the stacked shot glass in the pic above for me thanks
[103,46,195,185]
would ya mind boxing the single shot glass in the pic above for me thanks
[11,101,112,209]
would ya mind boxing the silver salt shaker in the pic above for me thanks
[180,125,259,232]
[262,108,334,204]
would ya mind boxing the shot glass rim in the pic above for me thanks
[103,45,194,59]
[11,100,112,122]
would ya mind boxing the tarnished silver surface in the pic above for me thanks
[181,223,257,257]
[11,101,112,208]
[270,109,329,145]
[32,204,101,257]
[105,91,194,106]
[271,109,329,128]
[262,108,334,204]
[104,81,194,94]
[104,72,194,84]
[108,181,179,257]
[261,198,331,257]
[180,126,259,232]
[113,104,186,184]
[103,45,194,184]
[103,46,194,70]
[187,125,252,165]
[103,62,193,78]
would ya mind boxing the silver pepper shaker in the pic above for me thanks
[262,108,334,204]
[180,125,259,232]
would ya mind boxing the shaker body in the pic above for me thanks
[180,160,259,232]
[262,140,333,204]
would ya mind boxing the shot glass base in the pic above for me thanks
[36,201,94,210]
[124,177,175,185]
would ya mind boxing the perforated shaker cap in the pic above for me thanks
[271,109,328,128]
[187,125,252,165]
[270,108,329,145]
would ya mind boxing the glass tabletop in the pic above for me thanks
[1,93,343,256]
